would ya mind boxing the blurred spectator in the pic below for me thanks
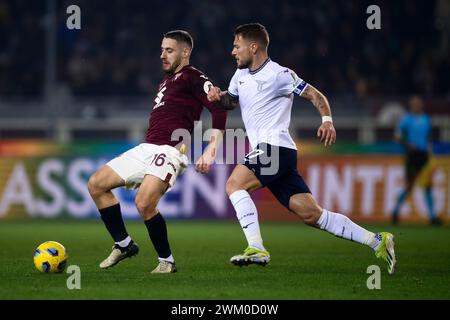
[0,0,448,98]
[0,1,45,97]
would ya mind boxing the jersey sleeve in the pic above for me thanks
[276,68,308,96]
[207,103,227,130]
[396,116,408,137]
[227,70,239,98]
[190,71,227,130]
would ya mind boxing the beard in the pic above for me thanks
[162,56,182,75]
[237,57,252,70]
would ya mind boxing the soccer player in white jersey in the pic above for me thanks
[208,23,396,274]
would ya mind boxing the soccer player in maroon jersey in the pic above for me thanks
[87,30,226,273]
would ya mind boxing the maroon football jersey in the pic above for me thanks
[146,65,227,146]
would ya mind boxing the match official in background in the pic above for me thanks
[392,95,441,225]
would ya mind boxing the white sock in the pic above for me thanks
[317,209,380,250]
[229,190,265,251]
[159,254,175,264]
[115,236,131,248]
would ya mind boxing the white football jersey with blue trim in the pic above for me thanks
[228,58,308,150]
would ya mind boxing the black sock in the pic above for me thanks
[144,213,171,259]
[99,203,129,243]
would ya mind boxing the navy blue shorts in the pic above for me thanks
[243,143,311,208]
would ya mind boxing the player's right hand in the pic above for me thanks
[207,86,222,102]
[317,122,336,147]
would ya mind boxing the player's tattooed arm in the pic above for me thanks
[300,85,331,117]
[219,92,240,110]
[300,84,336,146]
[207,87,240,110]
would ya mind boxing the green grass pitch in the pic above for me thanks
[0,219,449,300]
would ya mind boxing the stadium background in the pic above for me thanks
[1,0,450,303]
[1,0,449,223]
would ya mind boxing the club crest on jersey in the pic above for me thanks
[255,79,266,92]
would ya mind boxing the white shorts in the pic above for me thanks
[107,143,188,190]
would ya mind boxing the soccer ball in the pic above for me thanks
[33,241,68,273]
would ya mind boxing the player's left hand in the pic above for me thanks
[195,148,216,174]
[317,122,336,147]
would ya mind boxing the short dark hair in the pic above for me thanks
[164,30,194,50]
[234,23,269,49]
